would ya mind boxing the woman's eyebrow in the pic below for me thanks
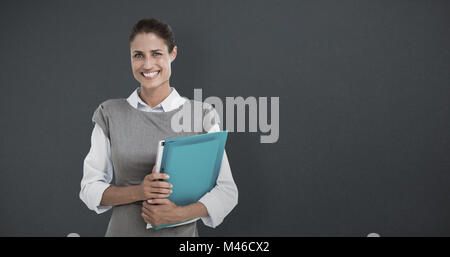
[132,49,162,53]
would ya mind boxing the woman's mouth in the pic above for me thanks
[141,70,160,80]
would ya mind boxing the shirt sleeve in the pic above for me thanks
[79,123,113,214]
[198,107,239,228]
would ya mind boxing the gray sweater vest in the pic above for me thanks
[92,98,212,237]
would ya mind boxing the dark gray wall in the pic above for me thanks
[1,0,449,236]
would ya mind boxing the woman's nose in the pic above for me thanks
[143,57,154,69]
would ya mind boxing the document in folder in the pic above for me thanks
[146,131,228,230]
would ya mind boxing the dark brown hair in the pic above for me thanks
[129,18,175,53]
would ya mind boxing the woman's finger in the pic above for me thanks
[150,187,172,194]
[147,173,170,181]
[141,212,151,224]
[151,193,170,199]
[150,181,172,189]
[147,198,170,205]
[141,205,151,216]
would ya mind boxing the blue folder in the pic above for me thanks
[149,131,228,230]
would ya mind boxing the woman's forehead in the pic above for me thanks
[130,32,168,51]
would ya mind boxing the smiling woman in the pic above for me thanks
[129,19,178,108]
[79,18,239,237]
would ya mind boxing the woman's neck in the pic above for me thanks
[139,83,172,108]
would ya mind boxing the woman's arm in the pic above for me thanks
[197,113,239,228]
[179,202,209,221]
[81,124,172,211]
[141,199,208,226]
[80,124,114,213]
[197,151,238,227]
[101,171,172,206]
[100,185,142,206]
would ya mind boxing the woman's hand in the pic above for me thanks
[138,166,173,201]
[141,198,185,226]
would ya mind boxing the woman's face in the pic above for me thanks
[130,32,177,90]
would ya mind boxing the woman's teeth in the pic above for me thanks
[142,71,160,78]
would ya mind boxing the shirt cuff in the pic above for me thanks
[198,192,225,228]
[86,182,112,214]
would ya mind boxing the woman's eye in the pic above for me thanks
[153,52,162,56]
[134,53,143,58]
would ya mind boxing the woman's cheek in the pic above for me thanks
[163,63,172,79]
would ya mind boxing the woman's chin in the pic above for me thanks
[140,81,162,90]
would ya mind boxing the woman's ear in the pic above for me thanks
[170,45,178,62]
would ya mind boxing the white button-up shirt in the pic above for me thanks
[80,87,238,228]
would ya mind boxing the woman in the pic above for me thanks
[80,18,238,237]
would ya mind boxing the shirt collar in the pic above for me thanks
[127,86,186,112]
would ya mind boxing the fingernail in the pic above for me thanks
[165,174,170,178]
[147,200,152,203]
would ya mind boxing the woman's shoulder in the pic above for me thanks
[94,98,129,117]
[97,98,127,109]
[98,98,126,107]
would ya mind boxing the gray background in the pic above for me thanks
[1,0,449,236]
